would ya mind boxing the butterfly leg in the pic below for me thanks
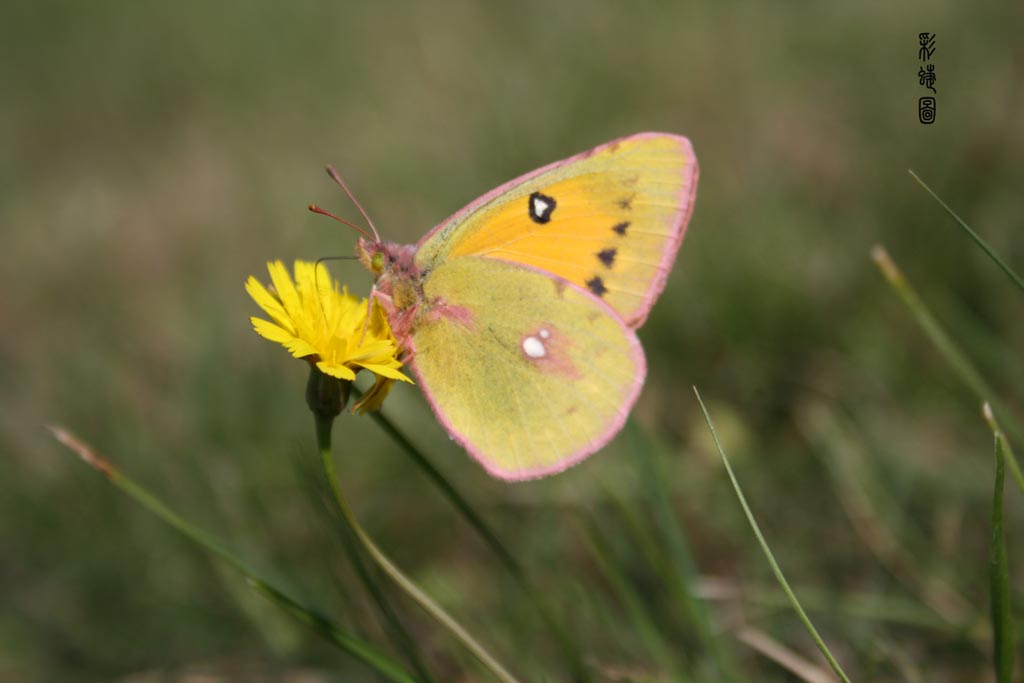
[370,287,419,354]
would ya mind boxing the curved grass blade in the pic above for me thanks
[360,388,520,573]
[48,425,417,683]
[692,389,853,683]
[625,421,741,682]
[985,404,1015,682]
[908,170,1024,293]
[316,415,522,683]
[298,456,435,683]
[872,246,1024,496]
[360,387,591,682]
[578,514,690,681]
[799,405,973,626]
[247,578,418,683]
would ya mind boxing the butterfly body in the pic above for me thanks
[356,133,698,480]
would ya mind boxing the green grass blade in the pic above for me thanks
[578,514,690,680]
[301,459,436,683]
[622,422,741,682]
[692,389,853,683]
[984,406,1024,497]
[246,578,418,683]
[872,245,996,399]
[317,415,522,683]
[908,170,1024,293]
[873,246,1024,496]
[986,404,1015,683]
[363,390,521,574]
[800,405,973,626]
[362,388,590,682]
[48,426,418,683]
[601,480,733,681]
[728,583,959,632]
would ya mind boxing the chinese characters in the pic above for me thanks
[918,33,936,124]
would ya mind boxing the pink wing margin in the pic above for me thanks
[416,132,700,329]
[405,262,648,482]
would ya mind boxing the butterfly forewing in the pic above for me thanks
[415,133,698,328]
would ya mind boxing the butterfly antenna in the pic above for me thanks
[325,164,381,243]
[314,255,358,272]
[307,204,375,241]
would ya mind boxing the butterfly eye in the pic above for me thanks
[371,252,385,273]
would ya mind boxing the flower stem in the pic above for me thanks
[314,414,522,683]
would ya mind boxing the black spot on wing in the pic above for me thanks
[597,248,616,268]
[586,276,608,297]
[528,191,556,224]
[612,221,630,236]
[618,194,634,210]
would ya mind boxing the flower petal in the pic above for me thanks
[247,260,408,412]
[316,360,357,381]
[267,260,303,323]
[251,317,296,344]
[355,362,412,382]
[353,376,394,414]
[246,280,298,336]
[283,337,320,359]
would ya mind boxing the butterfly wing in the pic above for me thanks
[414,132,698,328]
[407,256,645,480]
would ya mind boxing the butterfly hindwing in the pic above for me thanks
[408,256,645,480]
[414,133,698,328]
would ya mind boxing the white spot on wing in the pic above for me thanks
[539,328,551,339]
[533,196,549,216]
[522,336,546,359]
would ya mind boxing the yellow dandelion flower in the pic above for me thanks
[246,260,411,412]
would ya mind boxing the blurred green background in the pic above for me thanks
[3,1,1022,681]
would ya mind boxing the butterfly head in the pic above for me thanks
[356,237,387,277]
[356,238,422,310]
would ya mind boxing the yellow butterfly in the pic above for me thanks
[350,133,698,480]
